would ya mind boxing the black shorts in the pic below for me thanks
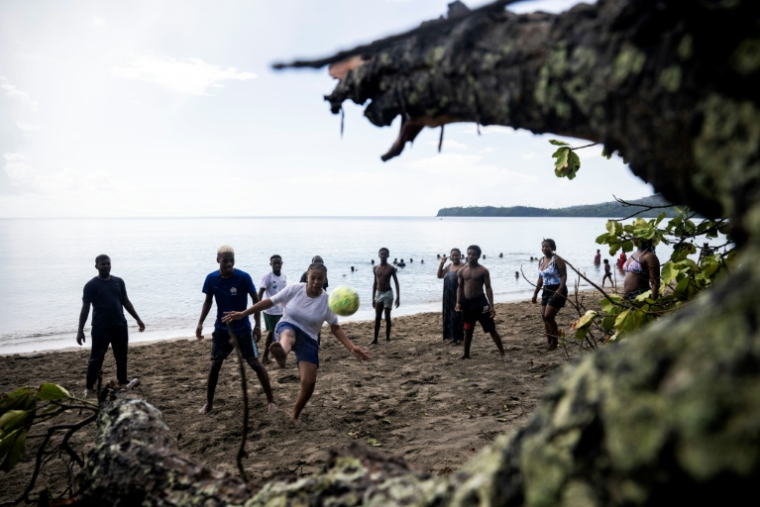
[541,284,568,309]
[211,330,259,361]
[462,294,496,334]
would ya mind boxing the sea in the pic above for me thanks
[0,217,676,355]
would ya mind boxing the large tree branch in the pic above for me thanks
[274,0,760,238]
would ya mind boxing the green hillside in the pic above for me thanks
[437,195,679,218]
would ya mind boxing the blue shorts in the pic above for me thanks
[275,322,319,368]
[211,330,259,361]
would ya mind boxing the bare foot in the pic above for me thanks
[262,356,271,365]
[369,340,378,346]
[269,342,287,368]
[290,415,302,427]
[458,354,471,361]
[500,354,511,363]
[198,403,212,415]
[386,338,391,342]
[267,402,277,412]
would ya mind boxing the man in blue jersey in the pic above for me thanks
[77,254,145,397]
[196,245,275,414]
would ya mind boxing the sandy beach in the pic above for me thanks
[0,294,600,501]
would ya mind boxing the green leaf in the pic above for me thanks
[1,388,36,413]
[655,212,667,226]
[575,310,598,330]
[553,147,569,171]
[566,150,581,179]
[36,383,70,402]
[549,139,569,146]
[601,147,613,159]
[0,410,31,432]
[0,429,27,472]
[596,233,610,244]
[661,262,676,284]
[601,316,616,331]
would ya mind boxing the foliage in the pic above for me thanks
[572,208,733,342]
[0,384,71,472]
[543,139,735,342]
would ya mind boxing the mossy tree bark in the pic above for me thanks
[75,1,760,505]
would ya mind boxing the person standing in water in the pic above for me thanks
[437,247,465,344]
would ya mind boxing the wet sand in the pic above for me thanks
[0,294,600,501]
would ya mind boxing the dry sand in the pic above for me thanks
[0,294,601,501]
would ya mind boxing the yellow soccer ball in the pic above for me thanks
[328,286,360,316]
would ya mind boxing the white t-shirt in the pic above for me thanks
[259,272,287,315]
[269,283,338,341]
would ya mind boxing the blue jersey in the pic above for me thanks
[202,269,256,336]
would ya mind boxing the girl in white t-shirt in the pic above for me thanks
[223,263,371,424]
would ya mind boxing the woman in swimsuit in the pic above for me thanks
[623,240,661,301]
[437,248,465,344]
[531,239,568,350]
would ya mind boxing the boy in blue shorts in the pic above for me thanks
[196,245,275,414]
[258,254,287,364]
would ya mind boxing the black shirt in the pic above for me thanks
[83,276,128,327]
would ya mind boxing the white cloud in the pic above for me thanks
[407,153,538,184]
[2,153,115,195]
[92,16,106,28]
[427,139,469,151]
[112,55,257,95]
[0,77,39,111]
[16,122,41,132]
[521,152,537,160]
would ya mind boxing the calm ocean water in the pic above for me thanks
[0,217,674,355]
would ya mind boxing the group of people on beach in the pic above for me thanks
[76,237,662,423]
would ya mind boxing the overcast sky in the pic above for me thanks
[0,0,652,218]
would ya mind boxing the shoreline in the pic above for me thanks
[1,288,608,358]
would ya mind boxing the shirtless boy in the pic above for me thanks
[455,245,508,362]
[371,247,400,344]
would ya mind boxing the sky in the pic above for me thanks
[0,0,653,218]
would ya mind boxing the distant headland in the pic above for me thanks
[437,195,678,218]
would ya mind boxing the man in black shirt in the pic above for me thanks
[77,254,145,396]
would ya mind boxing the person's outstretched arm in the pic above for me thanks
[77,302,90,345]
[648,253,661,300]
[456,269,464,311]
[555,256,568,298]
[532,273,543,304]
[330,324,371,361]
[222,299,274,322]
[484,269,496,318]
[392,269,400,308]
[123,297,145,332]
[249,290,262,341]
[196,293,213,339]
[371,267,378,309]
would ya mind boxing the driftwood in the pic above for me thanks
[74,1,760,505]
